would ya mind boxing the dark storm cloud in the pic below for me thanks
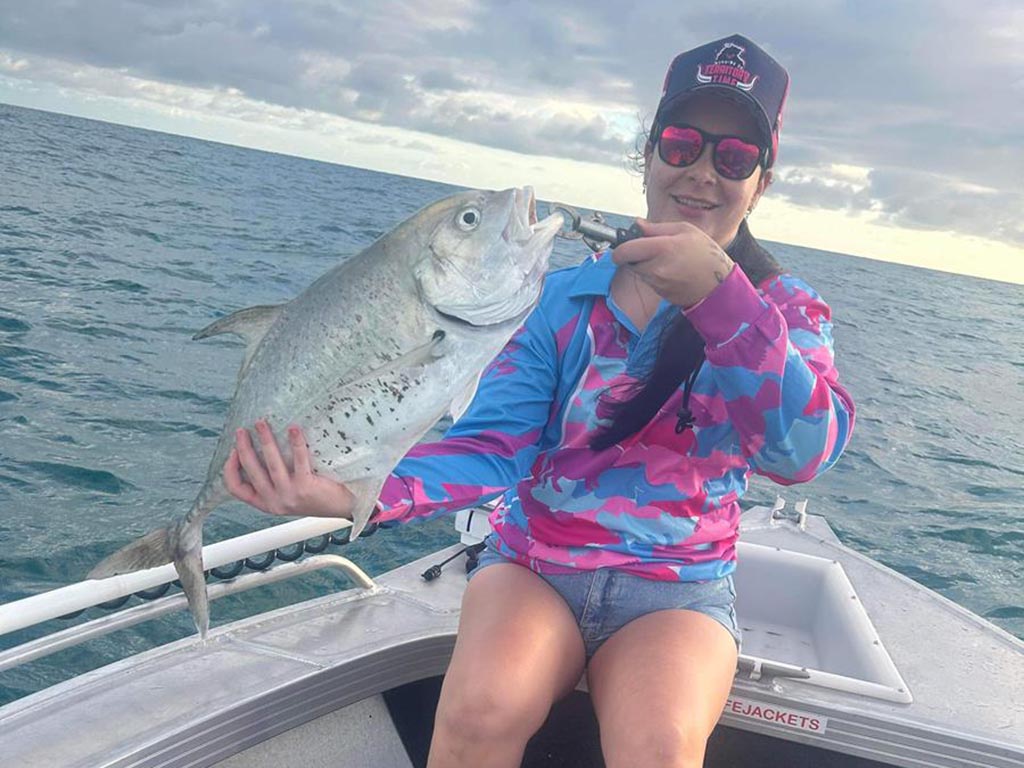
[0,0,1020,243]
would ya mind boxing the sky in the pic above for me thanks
[1,1,1022,283]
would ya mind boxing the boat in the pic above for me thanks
[1,497,1021,767]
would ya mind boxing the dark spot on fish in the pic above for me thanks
[328,415,334,424]
[366,414,374,426]
[339,431,348,440]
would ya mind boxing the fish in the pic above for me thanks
[88,186,562,638]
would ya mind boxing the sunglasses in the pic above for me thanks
[656,124,766,181]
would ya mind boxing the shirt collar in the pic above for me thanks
[567,250,617,298]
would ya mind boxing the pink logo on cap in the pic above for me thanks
[696,43,758,92]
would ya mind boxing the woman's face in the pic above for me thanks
[644,93,772,247]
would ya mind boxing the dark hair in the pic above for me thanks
[588,221,783,451]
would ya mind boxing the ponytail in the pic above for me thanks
[589,220,782,451]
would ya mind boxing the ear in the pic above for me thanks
[748,167,772,211]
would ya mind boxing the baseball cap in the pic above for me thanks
[654,34,790,168]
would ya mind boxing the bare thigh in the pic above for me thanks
[428,563,587,764]
[587,609,738,768]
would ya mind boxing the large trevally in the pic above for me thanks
[89,187,561,638]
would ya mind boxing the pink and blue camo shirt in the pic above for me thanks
[374,248,855,582]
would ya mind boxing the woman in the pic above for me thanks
[225,34,855,768]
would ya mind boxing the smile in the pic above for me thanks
[672,195,717,210]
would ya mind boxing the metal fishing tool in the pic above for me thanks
[548,203,644,252]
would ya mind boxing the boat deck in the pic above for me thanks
[1,505,1021,767]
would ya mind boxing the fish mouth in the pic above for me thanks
[505,186,562,247]
[512,187,561,289]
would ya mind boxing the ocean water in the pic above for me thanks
[1,103,1021,705]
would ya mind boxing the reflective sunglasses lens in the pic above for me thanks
[659,126,703,167]
[714,137,762,180]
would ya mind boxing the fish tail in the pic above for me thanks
[88,502,213,638]
[171,519,210,640]
[88,526,178,579]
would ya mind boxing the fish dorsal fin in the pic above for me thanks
[450,371,481,422]
[193,304,284,376]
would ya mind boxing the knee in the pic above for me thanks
[602,719,708,768]
[434,681,549,746]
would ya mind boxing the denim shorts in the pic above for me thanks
[468,541,741,658]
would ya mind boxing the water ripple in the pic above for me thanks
[20,461,133,495]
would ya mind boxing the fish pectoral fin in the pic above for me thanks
[390,329,447,367]
[193,304,285,378]
[344,329,448,389]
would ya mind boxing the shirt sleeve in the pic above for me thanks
[372,300,559,525]
[684,267,856,484]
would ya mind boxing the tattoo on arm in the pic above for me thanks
[711,244,735,284]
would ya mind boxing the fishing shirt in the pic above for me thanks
[373,244,855,582]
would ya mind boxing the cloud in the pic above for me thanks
[418,69,475,92]
[774,165,1024,245]
[0,0,1021,247]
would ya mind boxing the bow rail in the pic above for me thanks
[0,516,373,671]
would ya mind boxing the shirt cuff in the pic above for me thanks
[371,475,412,524]
[683,266,769,349]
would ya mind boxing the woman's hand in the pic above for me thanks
[612,219,735,309]
[223,419,356,519]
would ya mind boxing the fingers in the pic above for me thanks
[288,425,313,478]
[234,425,276,501]
[612,218,710,265]
[612,233,673,268]
[223,447,267,511]
[254,419,290,488]
[633,218,704,237]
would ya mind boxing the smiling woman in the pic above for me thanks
[220,32,856,768]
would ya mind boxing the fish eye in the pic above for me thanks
[456,207,482,231]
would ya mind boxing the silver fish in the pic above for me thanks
[88,187,561,638]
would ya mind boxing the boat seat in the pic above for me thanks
[211,693,414,768]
